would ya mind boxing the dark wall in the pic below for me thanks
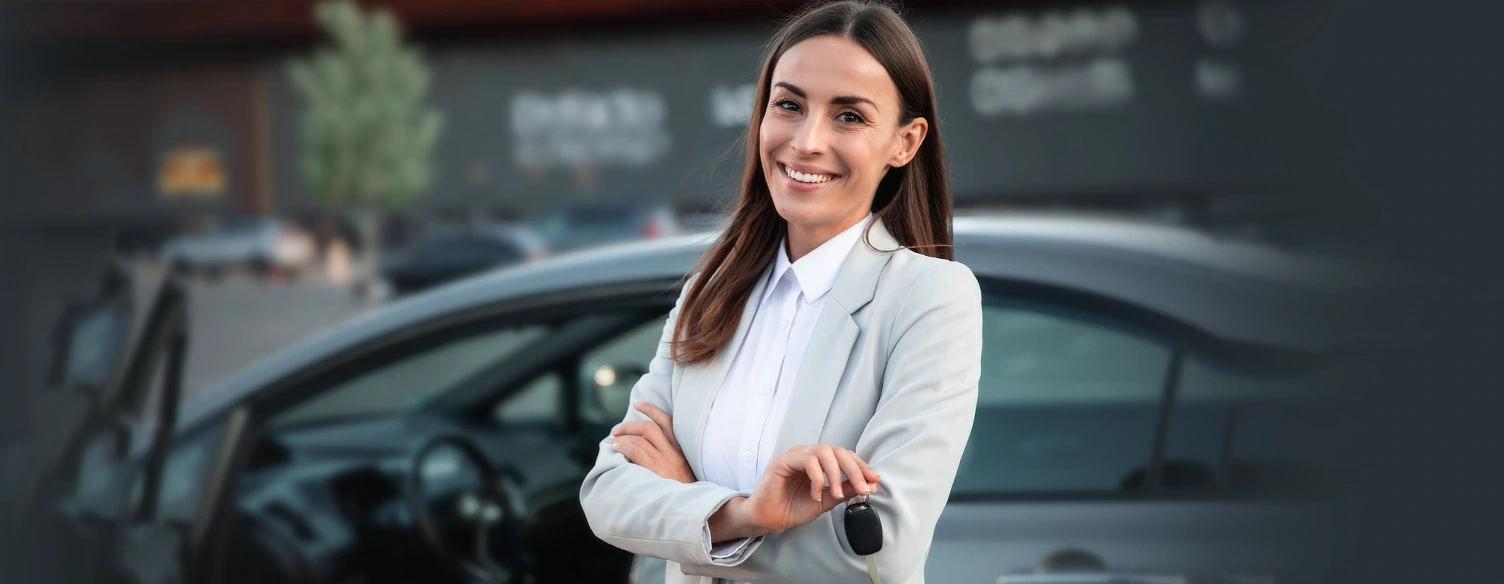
[267,0,1301,216]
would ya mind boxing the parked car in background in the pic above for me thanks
[160,218,317,279]
[31,214,1374,584]
[529,203,682,253]
[380,225,548,296]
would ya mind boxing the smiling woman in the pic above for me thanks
[761,37,929,260]
[673,0,952,368]
[579,3,981,584]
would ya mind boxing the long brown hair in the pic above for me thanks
[672,0,952,365]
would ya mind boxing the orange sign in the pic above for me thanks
[157,143,226,197]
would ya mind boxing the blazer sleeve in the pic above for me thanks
[679,260,984,584]
[578,275,757,567]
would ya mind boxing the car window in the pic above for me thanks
[271,324,550,428]
[477,238,523,262]
[1161,353,1353,491]
[412,237,467,263]
[494,372,563,424]
[952,296,1173,496]
[577,313,669,425]
[64,429,137,520]
[128,422,227,523]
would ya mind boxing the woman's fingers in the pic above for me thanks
[633,401,679,449]
[612,420,676,457]
[611,435,657,466]
[775,444,880,505]
[813,446,846,500]
[802,456,828,503]
[835,449,873,496]
[826,480,860,512]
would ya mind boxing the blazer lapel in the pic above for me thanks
[772,219,900,455]
[679,262,773,480]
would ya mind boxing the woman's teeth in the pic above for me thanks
[783,164,835,184]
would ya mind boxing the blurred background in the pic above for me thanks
[0,0,1354,408]
[0,0,1497,583]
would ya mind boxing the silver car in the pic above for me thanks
[29,214,1368,584]
[159,218,317,278]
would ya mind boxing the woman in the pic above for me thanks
[579,2,981,583]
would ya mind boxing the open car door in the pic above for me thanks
[18,270,193,584]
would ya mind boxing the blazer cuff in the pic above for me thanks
[704,526,752,559]
[694,491,762,566]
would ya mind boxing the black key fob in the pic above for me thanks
[843,499,883,556]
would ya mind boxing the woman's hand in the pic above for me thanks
[716,444,881,538]
[609,401,695,484]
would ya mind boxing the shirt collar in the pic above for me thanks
[765,213,874,305]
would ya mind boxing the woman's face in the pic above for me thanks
[760,35,928,234]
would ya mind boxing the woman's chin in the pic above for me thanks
[772,204,826,227]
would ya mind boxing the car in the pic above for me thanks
[160,218,317,279]
[529,203,682,253]
[24,214,1372,584]
[380,225,548,296]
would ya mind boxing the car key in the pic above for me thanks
[844,495,883,584]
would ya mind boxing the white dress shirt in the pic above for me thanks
[697,214,873,581]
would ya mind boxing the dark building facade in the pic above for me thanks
[6,0,1310,230]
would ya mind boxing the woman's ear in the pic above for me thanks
[888,117,929,168]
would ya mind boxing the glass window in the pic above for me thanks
[1162,353,1354,491]
[66,430,136,520]
[952,296,1173,495]
[155,423,227,522]
[494,372,563,424]
[271,324,550,428]
[127,422,227,523]
[577,314,669,425]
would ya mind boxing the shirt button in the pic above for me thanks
[780,318,791,330]
[758,384,773,396]
[741,451,754,464]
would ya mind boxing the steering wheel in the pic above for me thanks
[407,434,531,584]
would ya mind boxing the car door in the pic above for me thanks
[21,275,194,584]
[926,283,1346,584]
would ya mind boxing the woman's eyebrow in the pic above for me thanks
[830,95,877,110]
[773,81,878,111]
[773,81,807,98]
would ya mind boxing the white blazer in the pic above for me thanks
[579,219,983,584]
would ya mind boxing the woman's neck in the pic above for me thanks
[785,213,868,263]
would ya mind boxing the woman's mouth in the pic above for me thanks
[780,163,839,185]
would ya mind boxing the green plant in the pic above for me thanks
[287,0,442,214]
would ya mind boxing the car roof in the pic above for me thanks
[176,214,1369,433]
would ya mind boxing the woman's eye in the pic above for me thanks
[773,99,801,113]
[838,112,866,124]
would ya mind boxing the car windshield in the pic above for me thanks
[269,324,551,428]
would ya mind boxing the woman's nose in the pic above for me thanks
[790,116,829,156]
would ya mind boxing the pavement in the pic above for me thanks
[131,260,379,401]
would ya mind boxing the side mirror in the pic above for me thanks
[589,363,648,418]
[49,264,134,394]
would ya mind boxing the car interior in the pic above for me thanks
[215,298,673,584]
